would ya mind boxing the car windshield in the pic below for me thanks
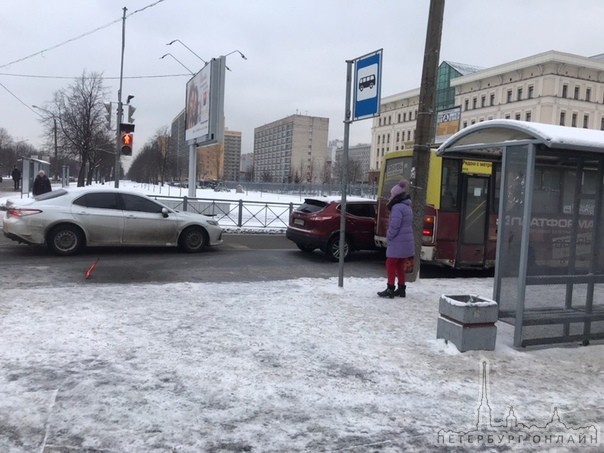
[296,199,328,213]
[34,189,68,201]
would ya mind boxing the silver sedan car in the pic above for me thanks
[2,187,223,255]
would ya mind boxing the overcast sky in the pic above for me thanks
[2,0,604,158]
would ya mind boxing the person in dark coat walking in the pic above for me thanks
[11,166,21,191]
[32,170,52,196]
[378,179,414,299]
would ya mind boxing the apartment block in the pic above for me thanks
[169,109,187,180]
[253,114,329,183]
[223,129,242,182]
[334,143,371,183]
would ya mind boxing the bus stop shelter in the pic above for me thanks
[20,157,50,197]
[437,119,604,347]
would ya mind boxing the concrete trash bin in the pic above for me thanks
[436,294,498,352]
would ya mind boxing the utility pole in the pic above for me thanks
[114,6,127,188]
[52,117,58,181]
[410,0,445,278]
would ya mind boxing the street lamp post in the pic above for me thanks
[166,39,247,72]
[159,53,195,75]
[166,39,208,66]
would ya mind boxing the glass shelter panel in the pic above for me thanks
[496,148,604,347]
[495,145,530,319]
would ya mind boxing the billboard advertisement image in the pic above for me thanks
[185,64,211,141]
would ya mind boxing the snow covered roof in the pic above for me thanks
[443,61,483,76]
[437,119,604,158]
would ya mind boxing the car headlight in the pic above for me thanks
[206,220,219,226]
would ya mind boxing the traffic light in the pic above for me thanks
[104,102,112,130]
[120,131,133,156]
[127,105,136,123]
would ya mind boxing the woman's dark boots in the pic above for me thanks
[394,284,406,298]
[378,284,396,298]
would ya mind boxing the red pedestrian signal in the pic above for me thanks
[120,132,133,156]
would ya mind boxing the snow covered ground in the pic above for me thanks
[0,180,310,214]
[1,277,603,452]
[1,182,603,451]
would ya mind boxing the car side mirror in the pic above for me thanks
[161,207,169,218]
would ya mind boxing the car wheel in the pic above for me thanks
[48,224,83,256]
[179,226,208,253]
[296,243,315,252]
[326,236,349,262]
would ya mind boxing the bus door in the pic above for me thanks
[457,174,490,267]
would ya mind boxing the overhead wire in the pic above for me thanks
[0,72,191,80]
[0,80,41,117]
[0,0,169,110]
[0,0,167,70]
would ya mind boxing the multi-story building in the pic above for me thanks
[334,143,371,183]
[223,129,242,182]
[326,139,343,183]
[169,109,187,180]
[239,153,254,181]
[371,50,604,172]
[197,143,223,181]
[170,112,241,182]
[253,114,329,183]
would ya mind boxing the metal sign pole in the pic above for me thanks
[188,141,197,198]
[338,60,353,287]
[337,49,382,287]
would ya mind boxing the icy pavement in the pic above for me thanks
[1,277,603,452]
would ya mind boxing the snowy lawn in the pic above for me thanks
[1,277,602,452]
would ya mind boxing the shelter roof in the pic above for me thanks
[437,119,604,158]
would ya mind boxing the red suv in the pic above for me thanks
[286,197,377,261]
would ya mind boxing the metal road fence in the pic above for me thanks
[144,182,378,231]
[148,195,296,230]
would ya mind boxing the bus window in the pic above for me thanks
[533,168,561,215]
[440,158,460,211]
[580,169,598,215]
[494,165,501,214]
[381,156,412,199]
[561,169,598,215]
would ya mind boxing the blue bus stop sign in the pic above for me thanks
[353,49,382,121]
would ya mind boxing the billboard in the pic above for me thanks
[185,56,226,145]
[434,106,461,144]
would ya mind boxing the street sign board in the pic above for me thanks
[352,49,382,121]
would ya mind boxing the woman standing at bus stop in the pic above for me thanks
[378,179,414,299]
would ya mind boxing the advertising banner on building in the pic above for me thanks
[435,106,461,144]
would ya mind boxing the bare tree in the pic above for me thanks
[348,159,362,183]
[156,128,170,185]
[0,129,16,175]
[126,128,172,185]
[50,71,111,186]
[321,160,332,185]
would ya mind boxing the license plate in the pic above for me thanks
[294,218,305,226]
